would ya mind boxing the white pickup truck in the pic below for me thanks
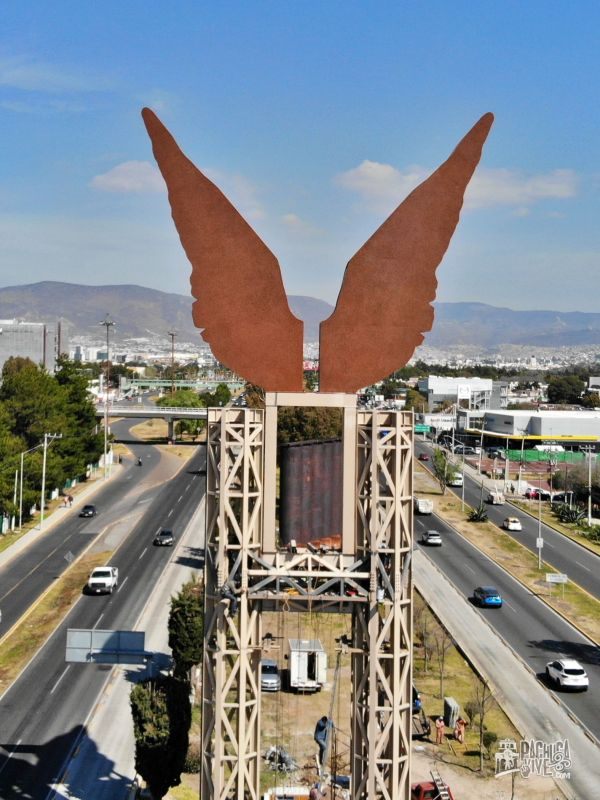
[86,566,119,594]
[414,498,433,515]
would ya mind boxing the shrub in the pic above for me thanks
[184,741,201,773]
[468,504,488,523]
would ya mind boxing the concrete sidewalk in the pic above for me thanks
[414,549,600,800]
[50,492,206,799]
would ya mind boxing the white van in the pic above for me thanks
[448,473,463,487]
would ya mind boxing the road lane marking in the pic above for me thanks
[94,613,104,629]
[168,509,173,517]
[184,484,190,492]
[504,600,517,613]
[155,526,162,534]
[178,495,183,502]
[50,665,71,695]
[576,561,592,572]
[139,547,148,560]
[463,563,476,574]
[0,738,22,777]
[117,576,129,593]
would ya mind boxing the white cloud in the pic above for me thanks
[0,54,108,93]
[336,160,578,214]
[204,168,266,221]
[466,167,577,209]
[90,161,165,193]
[281,213,321,236]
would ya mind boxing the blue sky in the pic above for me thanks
[0,1,598,313]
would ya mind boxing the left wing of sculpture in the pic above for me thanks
[142,108,304,392]
[319,113,494,393]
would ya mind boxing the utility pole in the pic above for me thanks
[40,433,63,529]
[100,315,115,479]
[168,330,177,395]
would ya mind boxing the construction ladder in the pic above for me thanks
[430,768,451,800]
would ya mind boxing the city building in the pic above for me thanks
[0,319,68,373]
[418,375,493,411]
[482,409,600,445]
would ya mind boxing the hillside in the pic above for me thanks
[0,282,599,347]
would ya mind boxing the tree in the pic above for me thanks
[431,448,458,495]
[466,678,496,771]
[156,389,206,439]
[546,375,585,405]
[413,595,433,673]
[428,623,454,700]
[168,580,204,678]
[277,406,343,444]
[130,676,191,799]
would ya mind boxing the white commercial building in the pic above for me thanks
[0,319,68,373]
[483,409,600,442]
[418,375,493,412]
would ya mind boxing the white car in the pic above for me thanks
[545,659,589,691]
[421,530,442,546]
[503,517,522,531]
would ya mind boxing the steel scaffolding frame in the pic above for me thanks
[201,398,413,800]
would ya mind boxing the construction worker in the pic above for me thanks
[435,716,445,745]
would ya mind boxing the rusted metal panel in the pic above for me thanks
[279,439,343,546]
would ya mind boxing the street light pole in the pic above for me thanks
[537,470,543,569]
[168,330,176,395]
[100,315,115,479]
[19,442,45,529]
[40,433,62,529]
[587,447,593,525]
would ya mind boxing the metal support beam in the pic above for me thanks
[201,402,414,800]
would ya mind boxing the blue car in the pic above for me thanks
[473,586,502,608]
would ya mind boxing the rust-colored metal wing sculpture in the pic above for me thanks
[142,108,304,392]
[319,113,494,393]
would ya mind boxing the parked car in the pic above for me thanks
[260,659,281,692]
[487,448,505,459]
[545,659,589,691]
[421,530,442,546]
[79,504,97,518]
[412,685,422,714]
[153,528,174,546]
[503,517,522,531]
[473,586,503,608]
[418,453,430,461]
[525,488,552,500]
[551,492,575,504]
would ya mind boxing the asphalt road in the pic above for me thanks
[414,512,600,739]
[415,441,600,600]
[0,438,206,799]
[0,419,172,633]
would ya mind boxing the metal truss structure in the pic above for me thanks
[201,395,414,800]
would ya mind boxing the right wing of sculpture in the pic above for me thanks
[319,113,493,393]
[142,108,304,392]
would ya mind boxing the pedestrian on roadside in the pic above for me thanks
[435,716,445,745]
[68,495,73,507]
[510,483,515,495]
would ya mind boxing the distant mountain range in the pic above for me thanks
[0,281,599,348]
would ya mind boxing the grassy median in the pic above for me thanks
[0,550,111,695]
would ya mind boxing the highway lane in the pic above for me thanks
[415,441,600,600]
[414,513,600,740]
[0,445,206,799]
[0,419,175,632]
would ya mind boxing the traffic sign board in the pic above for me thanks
[415,425,430,433]
[546,573,568,584]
